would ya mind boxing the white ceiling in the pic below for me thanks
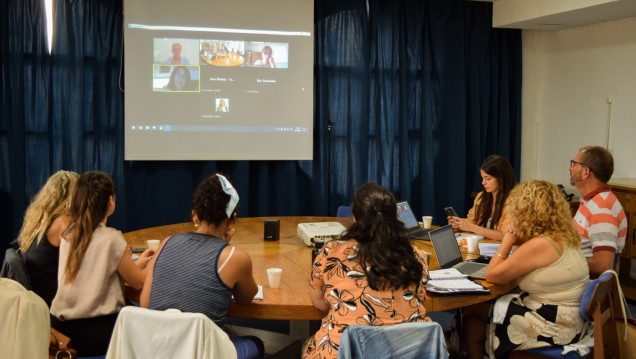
[474,0,636,30]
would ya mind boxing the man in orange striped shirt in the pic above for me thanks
[570,146,627,278]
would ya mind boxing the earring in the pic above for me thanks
[194,222,199,228]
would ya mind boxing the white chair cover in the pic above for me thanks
[105,306,237,359]
[0,278,50,358]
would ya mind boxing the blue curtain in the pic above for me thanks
[0,0,521,244]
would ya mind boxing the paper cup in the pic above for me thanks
[147,239,160,250]
[422,216,433,229]
[466,236,479,253]
[267,268,282,289]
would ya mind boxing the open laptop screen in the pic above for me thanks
[429,225,464,269]
[396,201,420,229]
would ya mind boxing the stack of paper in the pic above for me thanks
[427,268,490,295]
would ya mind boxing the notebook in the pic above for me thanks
[396,201,432,240]
[429,225,488,279]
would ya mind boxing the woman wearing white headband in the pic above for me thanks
[141,173,264,359]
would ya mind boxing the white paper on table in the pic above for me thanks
[253,285,263,300]
[477,243,501,257]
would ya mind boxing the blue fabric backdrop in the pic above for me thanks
[0,0,521,244]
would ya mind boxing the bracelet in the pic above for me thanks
[495,252,507,259]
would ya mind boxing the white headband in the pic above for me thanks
[217,174,239,218]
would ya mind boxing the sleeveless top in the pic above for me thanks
[149,232,233,325]
[51,224,128,320]
[518,237,590,306]
[24,218,60,306]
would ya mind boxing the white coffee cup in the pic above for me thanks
[267,268,283,289]
[147,239,160,250]
[466,236,479,253]
[422,216,433,229]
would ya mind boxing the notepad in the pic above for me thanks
[427,268,490,295]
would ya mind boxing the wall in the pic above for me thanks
[521,16,636,197]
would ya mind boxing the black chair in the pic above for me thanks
[0,248,31,290]
[336,205,352,218]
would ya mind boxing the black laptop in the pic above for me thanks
[429,225,488,279]
[396,201,432,240]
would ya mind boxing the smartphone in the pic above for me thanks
[444,207,458,217]
[131,248,145,253]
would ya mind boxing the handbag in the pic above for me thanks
[49,328,78,359]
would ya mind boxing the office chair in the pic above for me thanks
[510,271,620,359]
[337,205,352,218]
[337,322,448,359]
[106,306,237,359]
[0,248,32,289]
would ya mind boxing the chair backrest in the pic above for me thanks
[0,278,50,358]
[579,271,620,359]
[337,205,352,218]
[337,322,448,359]
[105,306,237,359]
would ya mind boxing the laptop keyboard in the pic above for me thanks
[455,261,487,275]
[412,228,432,238]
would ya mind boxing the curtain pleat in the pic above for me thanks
[0,0,521,243]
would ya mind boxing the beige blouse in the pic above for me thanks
[518,240,590,306]
[51,224,127,320]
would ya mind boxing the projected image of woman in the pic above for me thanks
[165,66,196,91]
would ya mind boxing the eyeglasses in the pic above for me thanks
[570,160,587,167]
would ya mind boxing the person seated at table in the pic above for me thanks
[50,171,154,356]
[447,154,517,241]
[140,173,264,359]
[302,182,431,359]
[16,170,78,307]
[463,180,590,359]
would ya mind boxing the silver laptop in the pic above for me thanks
[429,225,488,279]
[396,201,432,240]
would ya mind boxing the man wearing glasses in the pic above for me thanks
[570,146,627,278]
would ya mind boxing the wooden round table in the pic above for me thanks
[124,217,517,320]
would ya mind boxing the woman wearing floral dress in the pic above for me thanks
[463,180,590,358]
[302,182,431,359]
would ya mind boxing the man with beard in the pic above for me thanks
[570,146,627,277]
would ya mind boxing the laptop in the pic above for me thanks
[429,224,488,279]
[396,201,432,240]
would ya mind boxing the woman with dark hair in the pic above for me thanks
[50,171,154,356]
[448,155,517,241]
[302,182,431,359]
[165,65,196,91]
[141,173,264,359]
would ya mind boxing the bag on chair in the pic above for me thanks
[49,328,78,359]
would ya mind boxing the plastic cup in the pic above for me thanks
[422,216,433,229]
[466,236,479,253]
[147,239,160,250]
[267,268,282,289]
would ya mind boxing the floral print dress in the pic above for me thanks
[302,239,431,359]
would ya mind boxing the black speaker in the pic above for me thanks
[264,219,280,241]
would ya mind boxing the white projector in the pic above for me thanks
[298,222,346,246]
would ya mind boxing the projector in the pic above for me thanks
[298,222,346,246]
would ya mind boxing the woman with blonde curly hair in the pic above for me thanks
[463,180,590,358]
[17,170,79,306]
